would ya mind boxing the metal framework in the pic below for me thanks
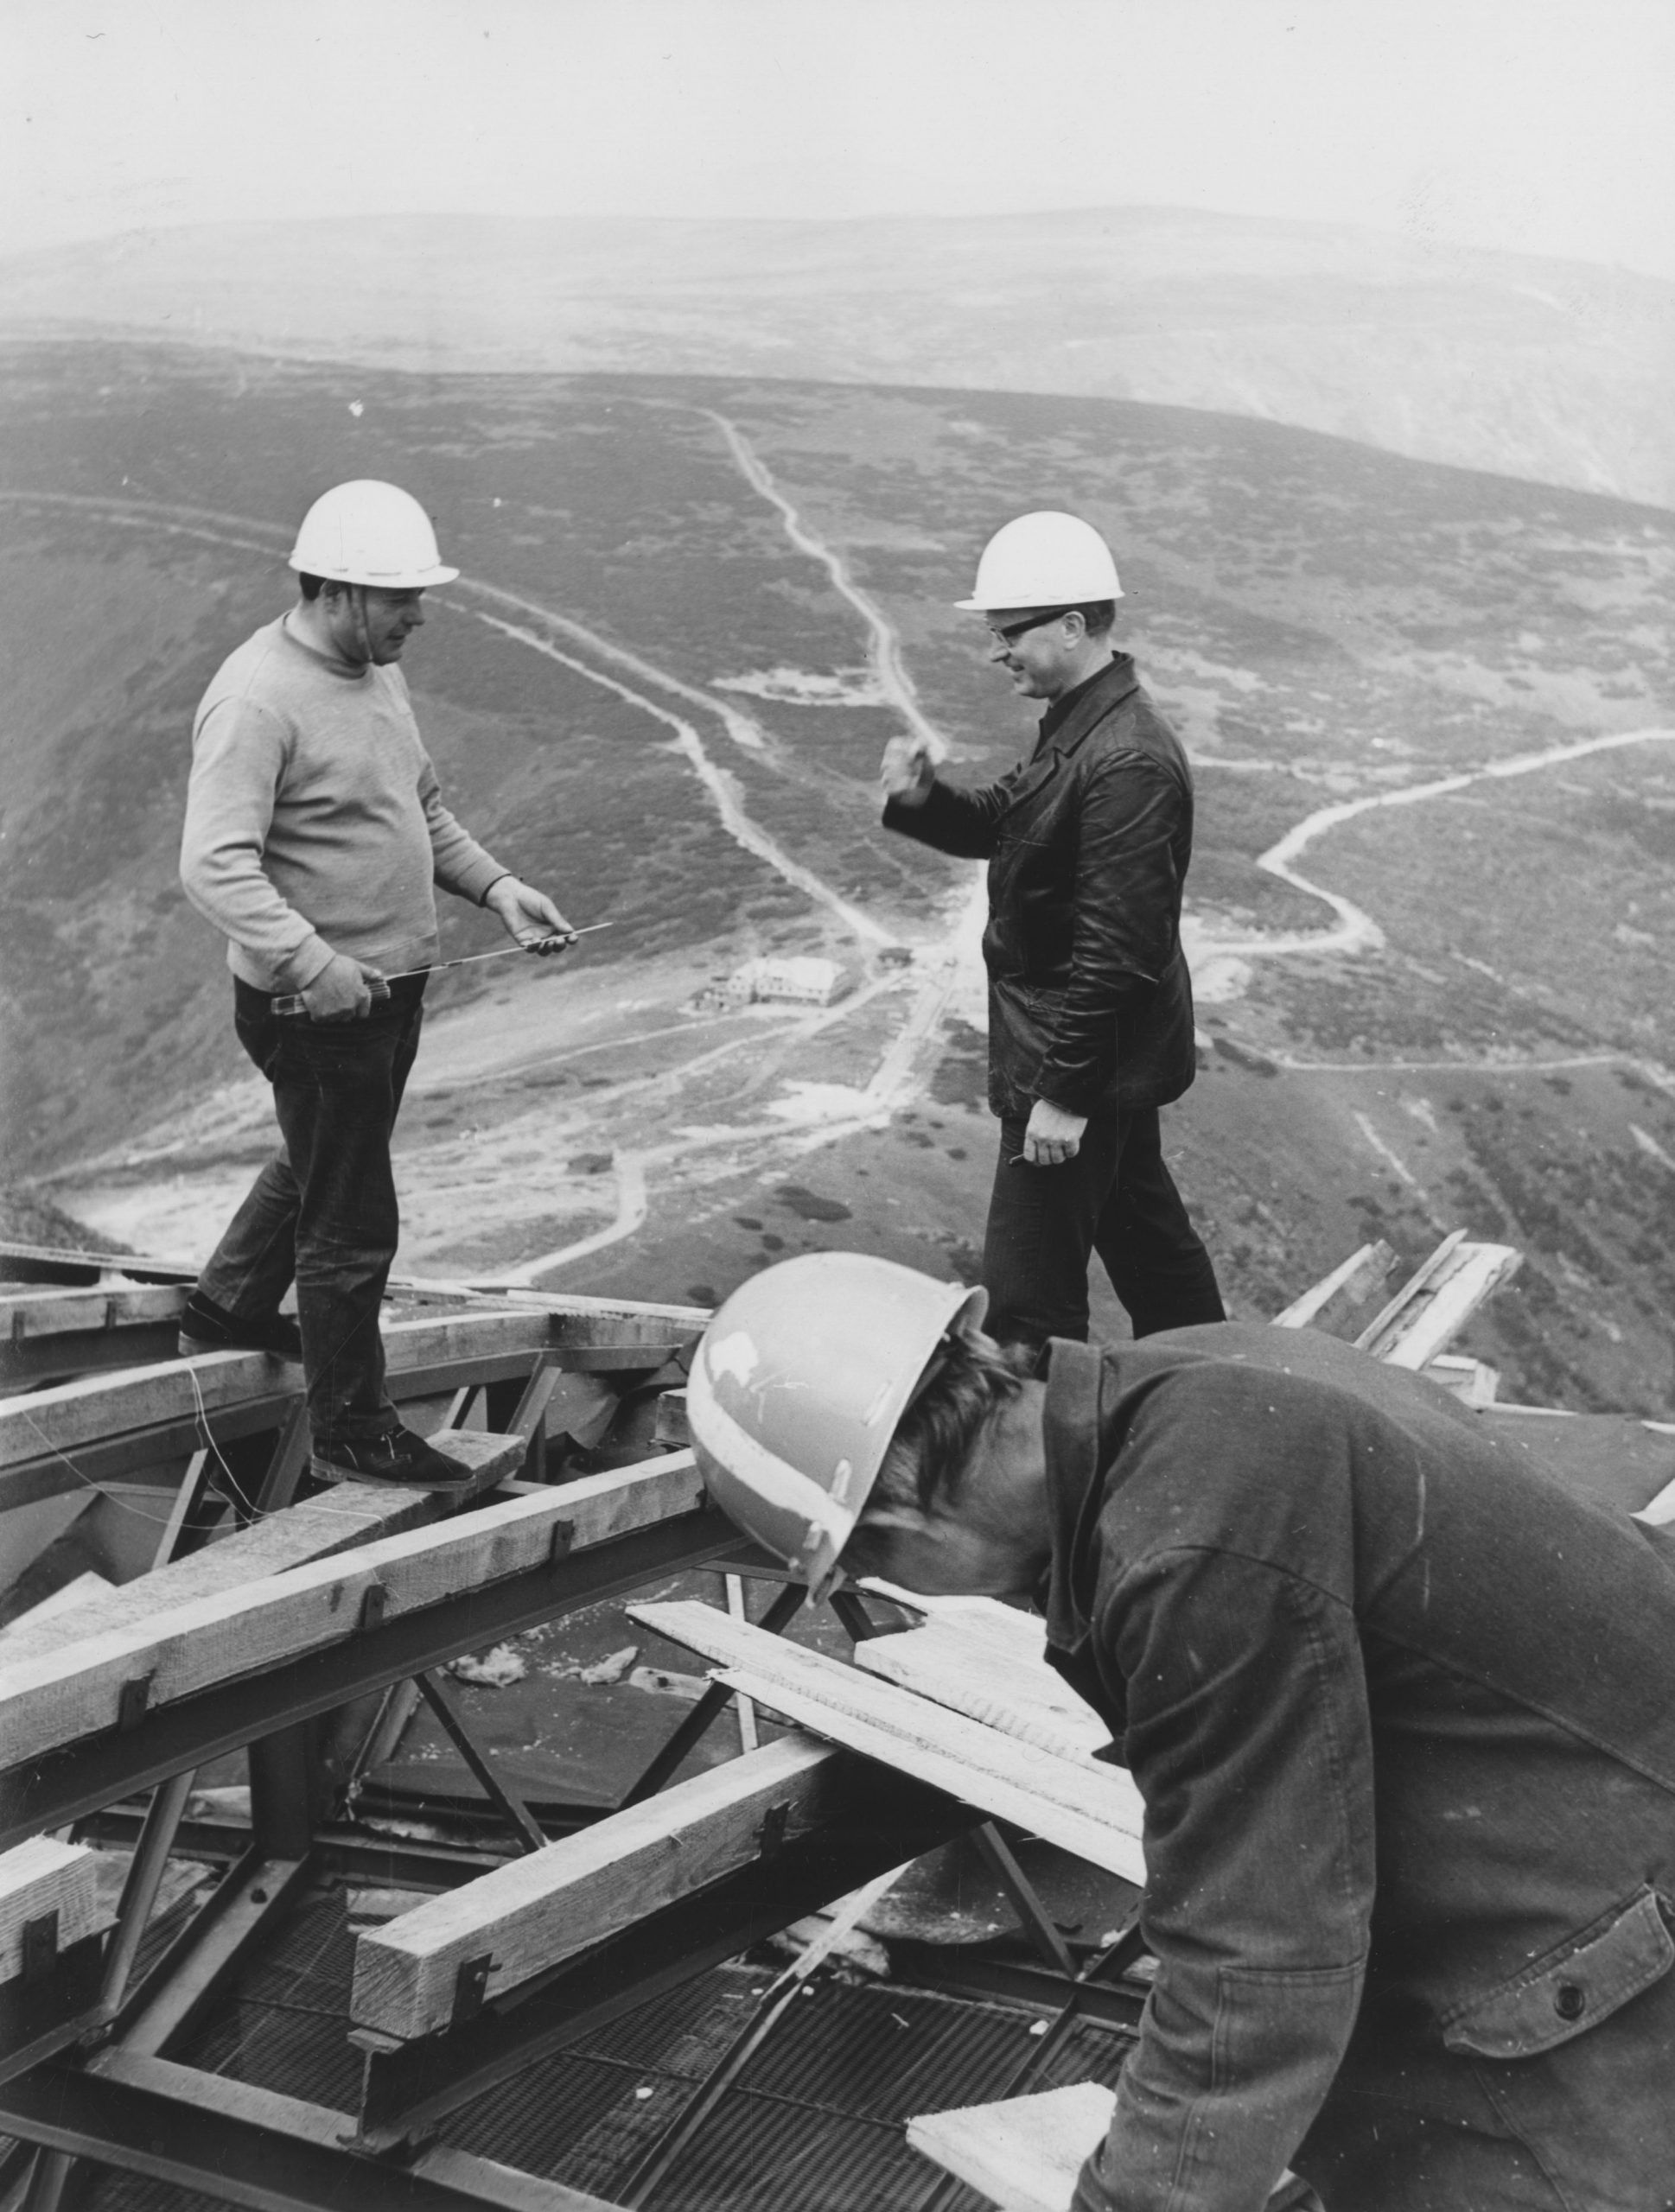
[0,1270,1130,2212]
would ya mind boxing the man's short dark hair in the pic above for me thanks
[1071,599,1117,637]
[297,571,326,601]
[840,1330,1033,1573]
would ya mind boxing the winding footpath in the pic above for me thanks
[697,410,948,760]
[1201,725,1675,962]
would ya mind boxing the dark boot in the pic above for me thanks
[310,1426,477,1491]
[179,1288,303,1361]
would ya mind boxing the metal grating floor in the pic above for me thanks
[77,1888,1136,2212]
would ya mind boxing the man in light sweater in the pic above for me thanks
[179,480,571,1490]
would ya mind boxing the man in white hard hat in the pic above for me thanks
[882,512,1222,1351]
[687,1252,1675,2211]
[178,480,572,1489]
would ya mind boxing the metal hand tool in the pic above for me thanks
[271,924,612,1016]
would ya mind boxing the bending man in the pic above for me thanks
[180,479,571,1490]
[882,511,1221,1348]
[687,1251,1675,2210]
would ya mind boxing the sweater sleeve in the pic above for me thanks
[180,696,334,990]
[1073,1548,1372,2212]
[418,750,509,906]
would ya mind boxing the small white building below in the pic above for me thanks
[730,957,847,1007]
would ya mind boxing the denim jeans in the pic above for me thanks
[198,976,426,1445]
[981,1105,1225,1348]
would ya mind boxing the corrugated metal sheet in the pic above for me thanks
[80,1889,1137,2212]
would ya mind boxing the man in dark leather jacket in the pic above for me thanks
[882,510,1223,1348]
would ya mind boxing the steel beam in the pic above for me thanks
[0,2054,618,2212]
[0,1505,736,1849]
[111,1848,314,2058]
[886,1938,1148,2033]
[0,1933,106,2086]
[353,1758,973,2149]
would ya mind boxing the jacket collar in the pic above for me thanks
[1033,652,1139,762]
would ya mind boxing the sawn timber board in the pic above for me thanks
[629,1601,1146,1884]
[0,1453,704,1770]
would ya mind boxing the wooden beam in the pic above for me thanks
[0,1287,188,1341]
[1356,1238,1522,1369]
[351,1734,840,2041]
[0,1242,196,1287]
[630,1601,1146,1883]
[400,1278,710,1335]
[0,1287,192,1394]
[0,1469,444,1675]
[908,2082,1114,2212]
[850,1600,1111,1764]
[0,1839,103,1984]
[0,1453,703,1770]
[0,1302,699,1472]
[1271,1241,1396,1332]
[0,1309,553,1472]
[908,2084,1313,2212]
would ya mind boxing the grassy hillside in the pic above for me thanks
[1,207,1672,506]
[4,337,1675,1409]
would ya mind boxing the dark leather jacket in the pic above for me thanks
[883,656,1198,1119]
[1040,1325,1675,2211]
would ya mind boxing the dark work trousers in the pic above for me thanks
[982,1106,1225,1349]
[197,976,427,1445]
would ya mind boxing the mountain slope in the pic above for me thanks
[1,207,1672,505]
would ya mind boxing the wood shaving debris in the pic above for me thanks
[578,1643,639,1685]
[447,1644,528,1688]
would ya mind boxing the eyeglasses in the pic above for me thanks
[986,610,1067,648]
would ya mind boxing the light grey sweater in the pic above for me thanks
[180,615,507,992]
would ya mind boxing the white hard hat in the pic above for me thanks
[686,1252,987,1601]
[955,511,1123,613]
[288,480,460,589]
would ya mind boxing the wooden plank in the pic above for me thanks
[0,1453,704,1768]
[0,1242,197,1286]
[850,1602,1111,1764]
[0,1466,447,1675]
[0,1838,104,1983]
[631,1602,1146,1883]
[400,1279,710,1335]
[0,1573,115,1638]
[0,1308,556,1471]
[0,1325,188,1395]
[908,2084,1311,2212]
[1271,1241,1396,1332]
[351,1734,840,2040]
[908,2082,1114,2212]
[1360,1242,1522,1370]
[1634,1474,1675,1528]
[1423,1353,1500,1408]
[0,1287,188,1341]
[0,1302,700,1471]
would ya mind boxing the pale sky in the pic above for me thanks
[4,0,1674,279]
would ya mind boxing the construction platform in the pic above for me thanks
[0,1231,1670,2212]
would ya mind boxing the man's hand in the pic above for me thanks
[1019,1098,1088,1167]
[300,953,385,1023]
[484,875,576,951]
[881,737,937,810]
